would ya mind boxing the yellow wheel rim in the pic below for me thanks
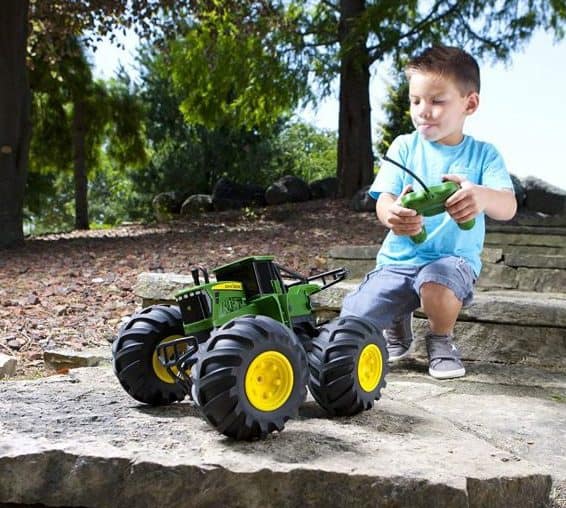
[357,344,383,392]
[152,335,184,384]
[245,351,294,412]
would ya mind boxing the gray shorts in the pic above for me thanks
[340,256,476,331]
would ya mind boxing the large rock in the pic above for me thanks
[180,194,213,216]
[308,177,338,200]
[265,175,310,205]
[212,177,266,211]
[510,173,527,209]
[134,272,196,306]
[0,366,559,508]
[522,176,566,215]
[351,185,376,212]
[0,353,16,378]
[43,348,111,371]
[152,191,186,222]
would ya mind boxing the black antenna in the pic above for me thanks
[381,154,431,194]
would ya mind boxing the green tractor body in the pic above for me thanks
[176,256,321,336]
[112,256,389,440]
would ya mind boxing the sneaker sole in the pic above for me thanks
[428,367,466,379]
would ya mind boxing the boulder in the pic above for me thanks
[522,176,566,215]
[152,191,186,222]
[265,175,310,205]
[212,177,266,211]
[351,185,376,212]
[180,194,214,216]
[308,177,338,200]
[43,348,111,371]
[0,353,16,378]
[510,174,527,209]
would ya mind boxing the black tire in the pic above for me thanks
[192,315,308,440]
[112,305,189,405]
[308,315,388,416]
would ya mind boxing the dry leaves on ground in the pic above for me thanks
[0,199,386,379]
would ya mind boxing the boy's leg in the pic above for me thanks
[414,257,475,379]
[340,265,420,360]
[382,313,414,362]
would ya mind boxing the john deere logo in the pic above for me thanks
[212,282,243,291]
[222,297,243,313]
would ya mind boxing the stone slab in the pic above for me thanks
[476,263,519,289]
[487,211,566,228]
[312,284,566,328]
[387,361,566,393]
[134,271,196,302]
[43,347,111,370]
[487,225,566,236]
[0,366,560,508]
[505,253,566,269]
[516,267,566,292]
[326,244,566,292]
[485,232,566,249]
[411,319,566,369]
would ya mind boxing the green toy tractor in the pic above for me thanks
[112,256,388,440]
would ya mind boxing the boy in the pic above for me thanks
[341,46,517,379]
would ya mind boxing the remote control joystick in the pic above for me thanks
[382,155,475,244]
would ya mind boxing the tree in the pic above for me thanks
[132,45,335,219]
[158,0,566,199]
[375,79,412,157]
[168,2,312,132]
[307,0,566,197]
[1,0,184,246]
[2,0,565,246]
[135,45,292,205]
[29,40,146,230]
[1,1,31,247]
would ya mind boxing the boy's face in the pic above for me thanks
[408,71,479,145]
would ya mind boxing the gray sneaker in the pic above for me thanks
[426,334,466,379]
[383,314,413,362]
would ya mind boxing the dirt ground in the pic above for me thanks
[0,199,386,379]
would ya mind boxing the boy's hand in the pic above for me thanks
[443,174,487,224]
[383,185,423,236]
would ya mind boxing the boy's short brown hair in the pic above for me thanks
[405,46,480,95]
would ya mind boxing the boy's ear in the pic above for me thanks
[465,92,480,115]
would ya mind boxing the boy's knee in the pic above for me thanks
[420,282,461,305]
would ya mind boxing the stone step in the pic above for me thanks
[486,210,566,227]
[485,231,566,249]
[312,283,566,370]
[133,272,566,370]
[0,365,563,508]
[328,243,566,292]
[486,225,566,236]
[313,283,566,328]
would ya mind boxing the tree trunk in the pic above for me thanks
[0,1,31,247]
[72,97,89,230]
[337,0,373,198]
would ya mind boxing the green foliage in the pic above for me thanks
[25,40,147,233]
[129,43,335,220]
[168,2,312,131]
[24,172,75,235]
[375,78,412,157]
[276,122,337,182]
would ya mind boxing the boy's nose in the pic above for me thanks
[418,105,432,118]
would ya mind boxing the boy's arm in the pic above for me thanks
[443,174,517,222]
[376,186,423,236]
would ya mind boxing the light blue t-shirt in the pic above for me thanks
[370,131,514,277]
